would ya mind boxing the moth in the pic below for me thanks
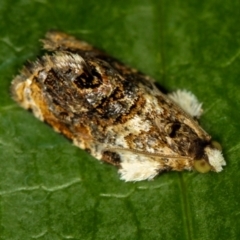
[11,31,226,181]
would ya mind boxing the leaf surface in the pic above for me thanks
[0,0,239,239]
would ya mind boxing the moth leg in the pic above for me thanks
[102,148,163,182]
[118,159,162,182]
[168,89,203,119]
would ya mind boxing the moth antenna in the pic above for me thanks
[104,147,191,161]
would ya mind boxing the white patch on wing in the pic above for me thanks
[205,147,226,172]
[107,115,152,149]
[168,89,203,118]
[124,116,151,134]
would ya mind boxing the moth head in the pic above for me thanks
[194,141,226,173]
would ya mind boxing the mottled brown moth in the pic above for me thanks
[11,31,226,181]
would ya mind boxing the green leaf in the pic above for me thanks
[0,0,239,239]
